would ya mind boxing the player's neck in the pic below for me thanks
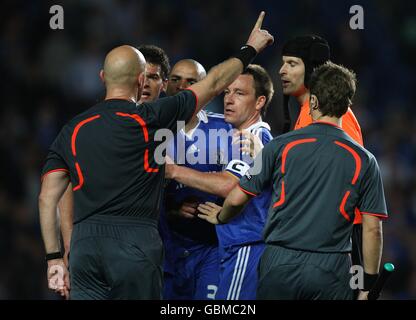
[237,114,261,130]
[296,91,310,107]
[105,87,138,103]
[313,114,342,127]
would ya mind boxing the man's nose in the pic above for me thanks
[224,93,234,105]
[279,64,287,76]
[178,80,189,90]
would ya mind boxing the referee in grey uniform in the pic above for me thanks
[198,61,388,300]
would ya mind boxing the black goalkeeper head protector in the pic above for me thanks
[281,35,330,89]
[280,35,330,133]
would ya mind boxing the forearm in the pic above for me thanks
[173,165,238,198]
[207,58,244,98]
[218,186,251,223]
[219,200,246,224]
[362,220,383,274]
[58,184,74,253]
[39,171,69,254]
[39,196,62,253]
[190,58,243,111]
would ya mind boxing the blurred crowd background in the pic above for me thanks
[0,0,415,299]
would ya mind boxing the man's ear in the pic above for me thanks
[99,70,105,83]
[255,95,266,112]
[161,79,168,93]
[310,94,319,110]
[138,72,145,88]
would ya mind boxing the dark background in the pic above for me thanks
[0,0,415,299]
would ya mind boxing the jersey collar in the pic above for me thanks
[313,120,342,129]
[244,120,271,132]
[180,110,208,139]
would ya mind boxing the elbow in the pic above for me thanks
[362,215,383,240]
[218,186,232,198]
[363,224,383,241]
[218,179,238,198]
[38,190,54,214]
[228,196,243,208]
[369,227,383,239]
[38,191,48,210]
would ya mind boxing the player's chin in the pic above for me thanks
[224,114,235,124]
[140,95,152,103]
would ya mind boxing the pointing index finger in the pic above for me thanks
[254,11,265,30]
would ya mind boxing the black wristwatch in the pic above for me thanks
[45,251,63,261]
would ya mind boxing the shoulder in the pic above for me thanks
[205,111,232,129]
[248,121,273,143]
[344,107,360,123]
[56,109,98,143]
[66,104,102,129]
[206,111,227,124]
[206,111,225,119]
[273,127,309,142]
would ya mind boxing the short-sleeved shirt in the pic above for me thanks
[239,122,387,253]
[216,121,273,247]
[41,89,197,224]
[294,99,364,225]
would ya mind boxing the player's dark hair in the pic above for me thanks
[243,64,274,117]
[309,61,357,118]
[138,44,170,80]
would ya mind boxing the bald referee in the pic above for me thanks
[39,12,274,300]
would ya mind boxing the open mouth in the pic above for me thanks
[141,91,151,99]
[282,80,291,88]
[224,108,234,115]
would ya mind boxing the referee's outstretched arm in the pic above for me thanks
[188,11,274,113]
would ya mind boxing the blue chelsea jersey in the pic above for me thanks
[217,121,273,248]
[164,111,233,244]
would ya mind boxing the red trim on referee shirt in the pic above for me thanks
[71,115,101,157]
[353,208,362,225]
[334,141,361,185]
[281,138,317,174]
[360,212,388,220]
[116,112,149,142]
[144,149,159,173]
[272,180,286,208]
[71,115,101,191]
[116,112,159,173]
[334,141,363,223]
[339,191,352,222]
[73,162,84,191]
[274,138,317,208]
[184,88,199,119]
[238,185,257,197]
[41,168,69,182]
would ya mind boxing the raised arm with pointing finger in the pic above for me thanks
[188,11,274,110]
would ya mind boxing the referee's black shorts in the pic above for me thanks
[257,245,353,300]
[69,215,163,300]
